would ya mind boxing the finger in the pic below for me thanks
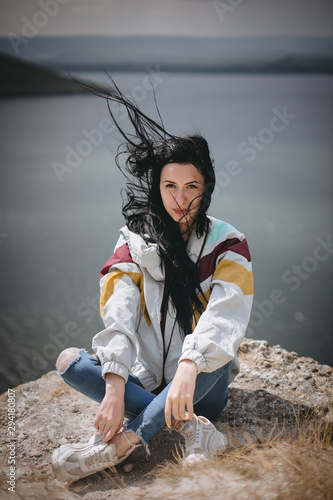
[172,403,180,422]
[103,425,115,443]
[178,400,186,421]
[98,420,107,436]
[165,399,172,428]
[94,420,103,432]
[105,419,119,439]
[186,398,194,421]
[115,422,123,435]
[94,414,101,430]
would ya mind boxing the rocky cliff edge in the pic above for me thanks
[1,339,332,500]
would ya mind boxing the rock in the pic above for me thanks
[297,371,312,380]
[30,450,43,458]
[319,365,333,376]
[238,343,249,354]
[123,463,134,473]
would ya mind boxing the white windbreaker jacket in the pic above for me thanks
[92,216,254,392]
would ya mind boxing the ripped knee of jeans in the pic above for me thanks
[56,347,82,375]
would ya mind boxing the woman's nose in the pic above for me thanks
[175,189,187,205]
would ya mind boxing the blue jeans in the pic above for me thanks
[59,349,232,446]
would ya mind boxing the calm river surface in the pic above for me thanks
[0,72,332,391]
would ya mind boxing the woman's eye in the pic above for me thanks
[166,184,175,188]
[188,184,198,189]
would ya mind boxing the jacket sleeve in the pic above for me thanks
[178,237,254,374]
[92,241,143,382]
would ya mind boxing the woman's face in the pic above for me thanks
[160,162,205,235]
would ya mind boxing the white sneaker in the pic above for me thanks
[52,433,103,464]
[178,415,228,464]
[52,431,141,483]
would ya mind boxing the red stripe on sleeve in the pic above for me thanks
[200,237,251,283]
[100,243,135,279]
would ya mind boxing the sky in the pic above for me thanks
[0,0,333,39]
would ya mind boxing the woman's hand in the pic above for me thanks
[165,359,197,428]
[94,373,125,442]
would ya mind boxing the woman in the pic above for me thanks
[51,82,254,483]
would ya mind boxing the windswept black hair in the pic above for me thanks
[87,78,216,336]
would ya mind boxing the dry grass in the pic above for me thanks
[219,414,333,499]
[1,408,331,500]
[123,412,333,500]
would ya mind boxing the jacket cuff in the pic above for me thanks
[100,360,129,382]
[178,348,205,373]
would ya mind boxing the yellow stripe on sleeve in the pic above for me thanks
[213,259,254,296]
[192,289,211,330]
[100,270,151,326]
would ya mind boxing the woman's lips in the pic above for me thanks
[173,208,188,215]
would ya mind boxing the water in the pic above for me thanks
[0,73,332,392]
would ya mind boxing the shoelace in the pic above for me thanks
[184,426,201,454]
[84,446,115,470]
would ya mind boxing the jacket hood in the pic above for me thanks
[120,217,215,278]
[120,226,164,281]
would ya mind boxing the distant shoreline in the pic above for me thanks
[0,53,105,97]
[1,52,333,99]
[59,60,333,74]
[1,34,332,94]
